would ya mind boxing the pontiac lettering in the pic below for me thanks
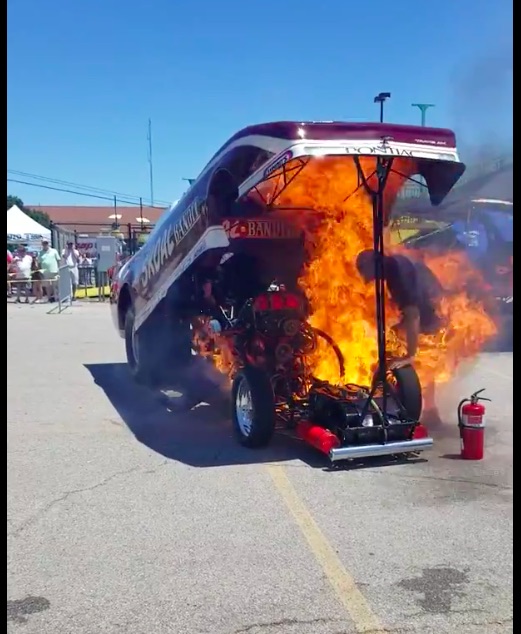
[344,146,414,157]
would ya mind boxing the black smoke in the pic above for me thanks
[449,38,513,162]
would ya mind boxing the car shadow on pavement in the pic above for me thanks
[84,362,329,469]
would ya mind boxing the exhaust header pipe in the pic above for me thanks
[329,437,433,462]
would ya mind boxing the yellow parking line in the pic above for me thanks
[266,465,386,633]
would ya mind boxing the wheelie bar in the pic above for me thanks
[295,420,433,462]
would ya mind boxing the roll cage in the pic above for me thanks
[234,149,465,422]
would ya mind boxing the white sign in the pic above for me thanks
[76,240,97,258]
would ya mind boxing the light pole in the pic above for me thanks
[374,92,391,123]
[182,178,195,186]
[411,103,435,126]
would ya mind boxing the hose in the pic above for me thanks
[312,327,345,378]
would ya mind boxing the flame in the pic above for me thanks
[256,156,497,388]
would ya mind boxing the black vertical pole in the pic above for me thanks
[113,196,118,229]
[354,154,394,422]
[374,92,391,124]
[139,197,144,231]
[374,170,386,402]
[373,157,394,413]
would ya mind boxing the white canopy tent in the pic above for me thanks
[7,205,51,246]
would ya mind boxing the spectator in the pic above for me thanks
[62,241,80,300]
[78,252,93,287]
[39,239,61,302]
[12,245,32,303]
[7,249,13,297]
[31,254,44,303]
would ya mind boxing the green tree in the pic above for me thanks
[7,195,51,229]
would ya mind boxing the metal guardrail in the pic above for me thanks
[48,265,73,313]
[7,274,60,304]
[77,265,110,301]
[7,267,73,313]
[7,264,111,304]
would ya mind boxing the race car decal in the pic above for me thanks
[263,150,293,178]
[139,197,208,291]
[222,218,301,240]
[133,225,229,332]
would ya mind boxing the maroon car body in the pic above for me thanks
[111,120,464,340]
[109,120,469,460]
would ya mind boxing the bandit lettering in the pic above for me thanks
[223,218,301,240]
[139,199,207,289]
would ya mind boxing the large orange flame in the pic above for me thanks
[256,156,497,388]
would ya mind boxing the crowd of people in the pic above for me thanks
[7,240,89,303]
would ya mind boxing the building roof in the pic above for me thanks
[29,205,167,234]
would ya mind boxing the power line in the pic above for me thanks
[7,178,167,208]
[7,169,171,206]
[7,169,171,205]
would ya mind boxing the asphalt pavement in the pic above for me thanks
[7,301,513,634]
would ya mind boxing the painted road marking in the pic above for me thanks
[266,464,387,634]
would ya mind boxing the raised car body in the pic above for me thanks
[111,120,464,336]
[111,120,470,462]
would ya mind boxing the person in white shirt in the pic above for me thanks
[12,245,33,303]
[78,253,93,287]
[61,241,80,300]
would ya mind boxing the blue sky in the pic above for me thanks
[7,0,512,208]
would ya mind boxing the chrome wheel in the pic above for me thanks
[235,377,254,437]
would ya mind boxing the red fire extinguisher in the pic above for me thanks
[457,389,491,460]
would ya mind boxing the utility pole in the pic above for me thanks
[147,118,155,206]
[411,103,435,126]
[374,92,391,123]
[139,197,144,230]
[113,195,119,229]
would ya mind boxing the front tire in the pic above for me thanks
[231,366,276,448]
[389,364,423,421]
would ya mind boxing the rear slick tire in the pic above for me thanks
[124,307,192,388]
[231,366,276,448]
[124,307,157,386]
[390,364,423,422]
